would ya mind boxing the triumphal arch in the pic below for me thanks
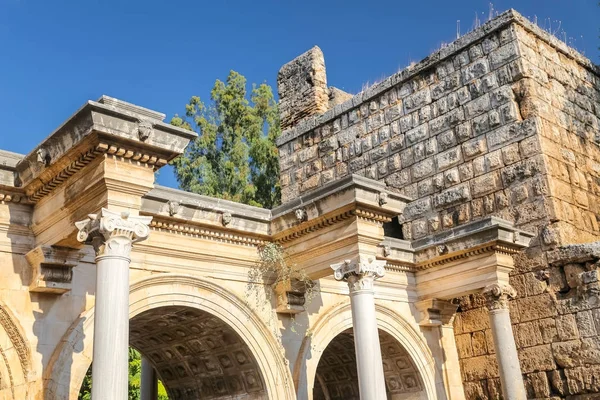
[0,9,599,400]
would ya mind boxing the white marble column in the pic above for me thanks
[141,355,158,400]
[76,209,152,400]
[331,256,386,400]
[483,283,526,400]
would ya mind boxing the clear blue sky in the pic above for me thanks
[1,0,598,188]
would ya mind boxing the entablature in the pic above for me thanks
[14,95,197,203]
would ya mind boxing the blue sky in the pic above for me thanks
[0,0,598,188]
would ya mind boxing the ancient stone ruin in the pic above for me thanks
[0,8,597,400]
[276,9,600,398]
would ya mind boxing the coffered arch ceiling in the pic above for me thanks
[129,306,266,400]
[313,329,425,400]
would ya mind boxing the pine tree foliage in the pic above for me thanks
[170,71,281,208]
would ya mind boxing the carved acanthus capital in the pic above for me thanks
[331,256,386,293]
[75,208,152,258]
[482,283,517,311]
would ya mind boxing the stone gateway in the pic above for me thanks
[0,8,598,400]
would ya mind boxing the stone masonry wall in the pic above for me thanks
[276,9,600,399]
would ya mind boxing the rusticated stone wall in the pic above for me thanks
[276,9,600,399]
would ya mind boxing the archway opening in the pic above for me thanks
[313,329,426,400]
[79,305,267,400]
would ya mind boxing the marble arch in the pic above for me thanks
[293,301,436,400]
[43,274,295,400]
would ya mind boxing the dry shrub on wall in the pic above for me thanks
[246,243,317,332]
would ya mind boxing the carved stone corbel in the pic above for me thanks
[25,246,83,294]
[415,298,458,326]
[273,279,307,314]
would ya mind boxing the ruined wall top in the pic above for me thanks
[276,9,599,147]
[278,46,330,130]
[274,8,600,245]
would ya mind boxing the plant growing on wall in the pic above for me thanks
[247,243,317,331]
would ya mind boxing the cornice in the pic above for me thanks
[149,217,268,248]
[274,207,356,243]
[0,187,32,205]
[26,140,169,202]
[415,241,520,271]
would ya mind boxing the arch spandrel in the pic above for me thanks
[293,301,436,400]
[44,273,295,400]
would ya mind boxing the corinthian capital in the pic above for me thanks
[331,256,386,293]
[75,208,152,258]
[482,283,517,311]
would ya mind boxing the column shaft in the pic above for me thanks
[349,286,386,400]
[483,283,525,400]
[91,254,130,400]
[141,355,158,400]
[488,308,526,399]
[76,209,152,400]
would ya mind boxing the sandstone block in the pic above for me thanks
[575,310,597,338]
[460,307,490,332]
[528,371,551,398]
[461,355,499,381]
[517,293,558,322]
[471,331,487,356]
[518,344,555,373]
[437,130,457,151]
[556,314,579,341]
[456,333,473,359]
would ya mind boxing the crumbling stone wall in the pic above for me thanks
[276,9,600,399]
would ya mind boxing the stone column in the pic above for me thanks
[76,208,152,400]
[141,355,158,400]
[483,283,526,400]
[331,256,386,400]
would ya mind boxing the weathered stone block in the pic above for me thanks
[433,183,471,209]
[471,331,487,356]
[471,172,502,198]
[489,41,520,69]
[463,59,490,83]
[462,136,488,159]
[461,355,499,381]
[518,344,555,373]
[436,147,463,172]
[464,94,491,119]
[404,88,432,112]
[412,158,435,181]
[517,293,558,322]
[406,124,429,146]
[456,333,473,359]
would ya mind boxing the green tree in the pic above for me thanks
[170,70,281,208]
[78,348,169,400]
